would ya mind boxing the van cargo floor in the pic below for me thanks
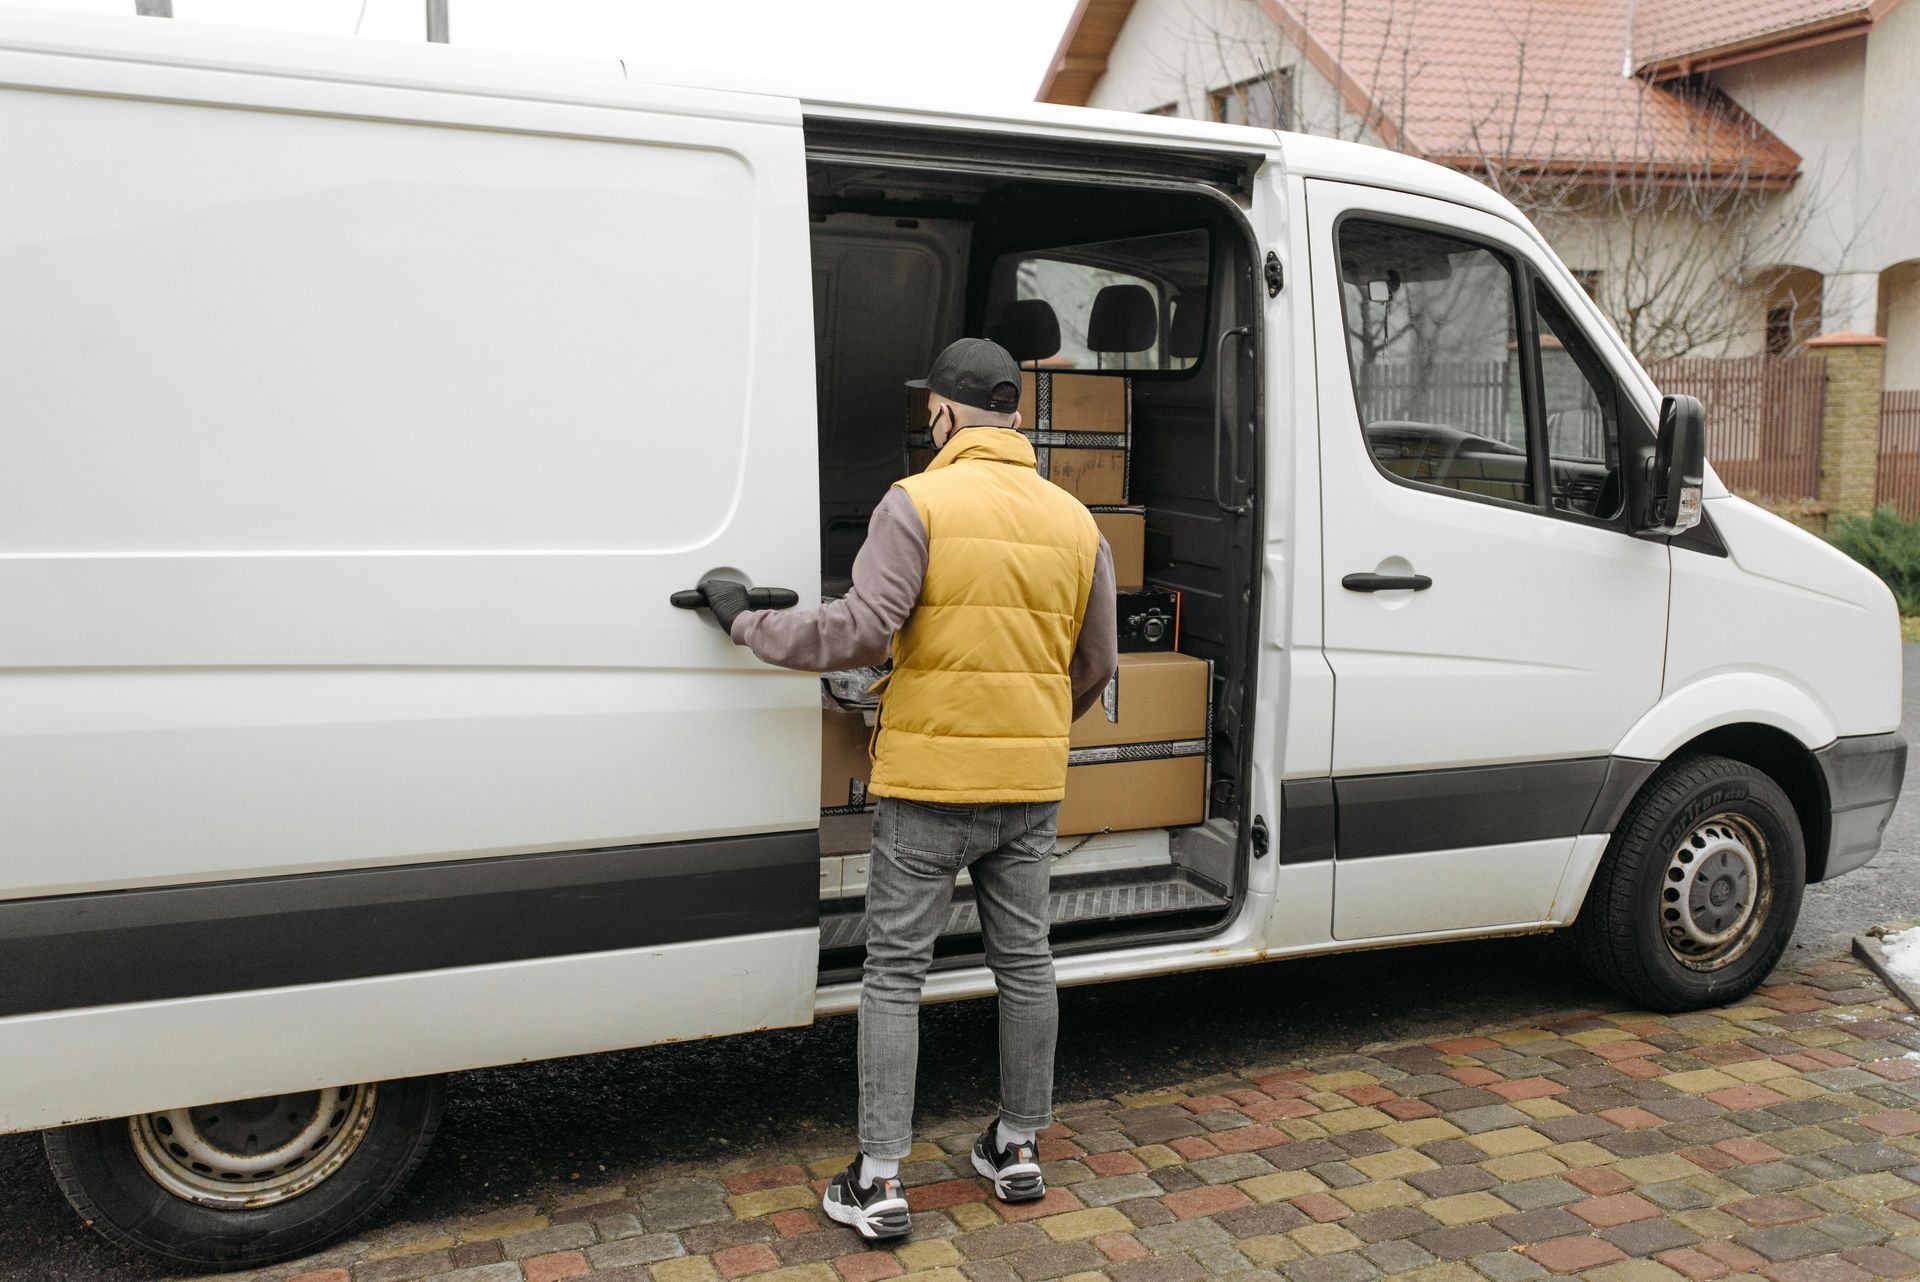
[816,869,1228,952]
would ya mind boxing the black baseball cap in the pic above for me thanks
[906,338,1023,413]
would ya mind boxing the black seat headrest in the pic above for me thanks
[990,299,1062,364]
[1087,283,1157,354]
[1168,292,1208,360]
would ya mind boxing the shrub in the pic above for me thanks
[1828,505,1920,615]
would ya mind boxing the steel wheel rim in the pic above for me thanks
[129,1084,377,1208]
[1661,812,1770,970]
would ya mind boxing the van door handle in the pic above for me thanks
[1213,325,1252,515]
[1341,572,1432,592]
[670,587,801,610]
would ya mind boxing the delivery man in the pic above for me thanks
[697,337,1117,1241]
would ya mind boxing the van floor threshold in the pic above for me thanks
[816,870,1227,952]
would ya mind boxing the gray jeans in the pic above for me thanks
[858,795,1059,1159]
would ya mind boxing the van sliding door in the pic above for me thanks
[0,36,822,1132]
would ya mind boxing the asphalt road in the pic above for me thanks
[5,649,1918,1282]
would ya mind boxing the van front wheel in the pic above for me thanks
[44,1075,445,1271]
[1576,753,1804,1012]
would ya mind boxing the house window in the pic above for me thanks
[1766,306,1794,356]
[1144,101,1180,117]
[1210,71,1290,130]
[1571,271,1601,301]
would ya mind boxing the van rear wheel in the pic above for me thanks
[44,1075,444,1272]
[1575,753,1804,1012]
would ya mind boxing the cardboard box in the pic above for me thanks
[821,710,872,812]
[1070,651,1209,749]
[909,440,1127,506]
[1044,447,1127,504]
[1060,756,1205,835]
[1091,507,1145,591]
[1062,652,1211,835]
[1019,371,1128,434]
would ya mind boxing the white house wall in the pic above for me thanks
[1086,0,1382,146]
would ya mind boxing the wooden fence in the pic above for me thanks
[1645,354,1827,503]
[1877,389,1920,518]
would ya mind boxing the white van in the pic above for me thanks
[0,12,1905,1271]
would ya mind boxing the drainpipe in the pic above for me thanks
[426,0,449,43]
[1621,0,1637,76]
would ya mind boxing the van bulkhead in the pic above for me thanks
[0,13,1903,1272]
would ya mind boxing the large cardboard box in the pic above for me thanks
[1062,652,1211,835]
[1070,651,1209,749]
[1060,757,1205,836]
[908,440,1126,505]
[1091,507,1145,591]
[821,709,873,813]
[1018,371,1127,434]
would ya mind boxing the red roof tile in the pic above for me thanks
[1632,0,1893,75]
[1038,0,1811,184]
[1255,0,1800,181]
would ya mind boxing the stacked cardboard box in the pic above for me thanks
[817,650,1210,845]
[1061,651,1211,835]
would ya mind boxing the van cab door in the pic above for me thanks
[1304,180,1668,940]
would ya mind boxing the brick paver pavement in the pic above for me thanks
[181,953,1920,1282]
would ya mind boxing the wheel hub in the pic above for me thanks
[1661,814,1768,967]
[129,1084,377,1208]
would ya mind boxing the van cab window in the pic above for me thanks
[1336,219,1532,506]
[1003,229,1210,372]
[1535,283,1624,521]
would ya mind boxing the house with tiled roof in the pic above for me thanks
[1039,0,1920,390]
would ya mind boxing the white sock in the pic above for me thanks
[858,1153,899,1187]
[996,1119,1037,1154]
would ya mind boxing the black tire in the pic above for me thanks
[1576,753,1805,1012]
[43,1075,445,1272]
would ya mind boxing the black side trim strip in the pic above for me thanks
[1815,731,1907,814]
[1334,758,1611,860]
[1279,779,1336,864]
[1582,757,1660,834]
[0,832,819,1019]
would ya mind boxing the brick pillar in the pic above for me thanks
[1806,331,1887,519]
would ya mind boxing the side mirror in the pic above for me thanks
[1644,393,1705,534]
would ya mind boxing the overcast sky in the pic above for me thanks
[0,0,1081,103]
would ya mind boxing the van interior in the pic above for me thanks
[803,125,1265,983]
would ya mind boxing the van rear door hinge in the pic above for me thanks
[1264,251,1283,298]
[1251,815,1270,859]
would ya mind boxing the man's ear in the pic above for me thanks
[1009,410,1022,430]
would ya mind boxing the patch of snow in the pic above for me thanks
[1884,927,1920,986]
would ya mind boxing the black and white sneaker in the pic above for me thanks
[821,1156,911,1241]
[971,1123,1045,1202]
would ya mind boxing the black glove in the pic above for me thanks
[698,578,752,637]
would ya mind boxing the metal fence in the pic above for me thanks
[1877,389,1920,518]
[1355,361,1517,446]
[1646,354,1826,503]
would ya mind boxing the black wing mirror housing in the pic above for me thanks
[1642,393,1705,535]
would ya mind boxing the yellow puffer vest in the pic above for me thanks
[867,427,1102,804]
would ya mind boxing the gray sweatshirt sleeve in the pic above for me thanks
[730,487,926,672]
[1069,538,1120,722]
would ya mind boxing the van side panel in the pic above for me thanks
[0,38,823,1128]
[0,67,819,901]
